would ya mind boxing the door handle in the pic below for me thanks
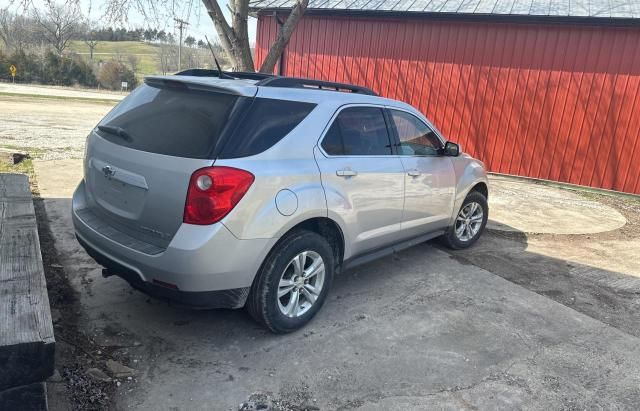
[407,169,421,177]
[336,168,358,177]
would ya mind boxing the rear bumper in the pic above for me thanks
[76,235,249,309]
[72,180,277,309]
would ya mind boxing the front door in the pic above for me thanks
[314,105,405,258]
[387,109,456,239]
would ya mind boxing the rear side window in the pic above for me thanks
[219,98,316,158]
[97,84,239,159]
[321,107,392,156]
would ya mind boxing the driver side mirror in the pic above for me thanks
[442,141,460,157]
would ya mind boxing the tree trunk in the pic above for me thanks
[230,0,255,71]
[202,0,240,68]
[202,0,253,71]
[201,0,307,73]
[259,0,308,74]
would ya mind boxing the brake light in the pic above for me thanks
[183,166,254,225]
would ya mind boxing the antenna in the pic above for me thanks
[205,35,233,79]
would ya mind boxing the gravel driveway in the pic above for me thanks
[0,95,115,160]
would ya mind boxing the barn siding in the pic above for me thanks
[255,15,640,194]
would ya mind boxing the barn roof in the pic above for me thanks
[249,0,640,22]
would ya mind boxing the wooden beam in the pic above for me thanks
[0,174,55,406]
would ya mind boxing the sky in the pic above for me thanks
[1,0,258,44]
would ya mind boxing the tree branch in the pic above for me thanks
[231,0,253,70]
[201,0,237,67]
[259,0,308,74]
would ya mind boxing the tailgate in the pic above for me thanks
[80,80,252,249]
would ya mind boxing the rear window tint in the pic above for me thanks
[97,84,239,159]
[219,98,316,158]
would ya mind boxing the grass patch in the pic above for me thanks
[69,40,160,55]
[68,40,162,79]
[0,145,47,159]
[68,40,214,79]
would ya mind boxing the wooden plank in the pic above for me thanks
[0,382,48,411]
[0,173,31,199]
[0,174,55,391]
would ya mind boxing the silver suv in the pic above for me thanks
[73,71,488,333]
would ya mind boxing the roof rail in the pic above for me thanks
[176,69,378,96]
[256,76,378,96]
[175,69,275,81]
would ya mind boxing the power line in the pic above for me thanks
[174,18,189,71]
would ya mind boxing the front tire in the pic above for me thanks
[441,191,488,250]
[247,230,334,333]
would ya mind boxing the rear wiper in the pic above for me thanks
[97,125,132,141]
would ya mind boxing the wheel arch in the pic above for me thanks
[281,217,345,271]
[247,216,345,310]
[470,181,488,200]
[257,216,346,281]
[449,170,489,227]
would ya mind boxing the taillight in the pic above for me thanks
[183,166,254,225]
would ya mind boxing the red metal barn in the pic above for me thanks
[251,0,640,195]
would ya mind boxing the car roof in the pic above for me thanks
[144,74,417,112]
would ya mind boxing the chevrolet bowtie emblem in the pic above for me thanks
[102,166,116,178]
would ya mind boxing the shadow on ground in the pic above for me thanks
[446,226,640,338]
[39,194,640,410]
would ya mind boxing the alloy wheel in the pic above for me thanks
[277,251,325,318]
[455,201,484,242]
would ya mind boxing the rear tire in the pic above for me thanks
[440,191,488,250]
[247,230,334,333]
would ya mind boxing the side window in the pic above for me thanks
[390,110,442,156]
[220,98,316,158]
[321,107,393,156]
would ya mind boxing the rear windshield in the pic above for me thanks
[97,84,239,159]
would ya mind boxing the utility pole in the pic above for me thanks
[174,18,189,71]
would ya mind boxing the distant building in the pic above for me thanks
[251,0,640,194]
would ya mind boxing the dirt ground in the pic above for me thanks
[0,95,115,160]
[449,181,640,337]
[3,91,640,410]
[37,184,640,410]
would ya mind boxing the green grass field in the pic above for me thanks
[69,40,159,55]
[68,40,162,78]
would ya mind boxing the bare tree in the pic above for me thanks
[84,30,99,59]
[98,0,308,73]
[157,43,177,74]
[0,9,15,49]
[127,54,139,74]
[10,0,307,72]
[0,10,39,51]
[113,45,124,62]
[32,0,82,54]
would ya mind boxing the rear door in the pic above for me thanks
[82,81,248,249]
[314,105,405,257]
[387,108,456,239]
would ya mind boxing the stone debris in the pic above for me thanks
[86,368,111,382]
[105,360,136,378]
